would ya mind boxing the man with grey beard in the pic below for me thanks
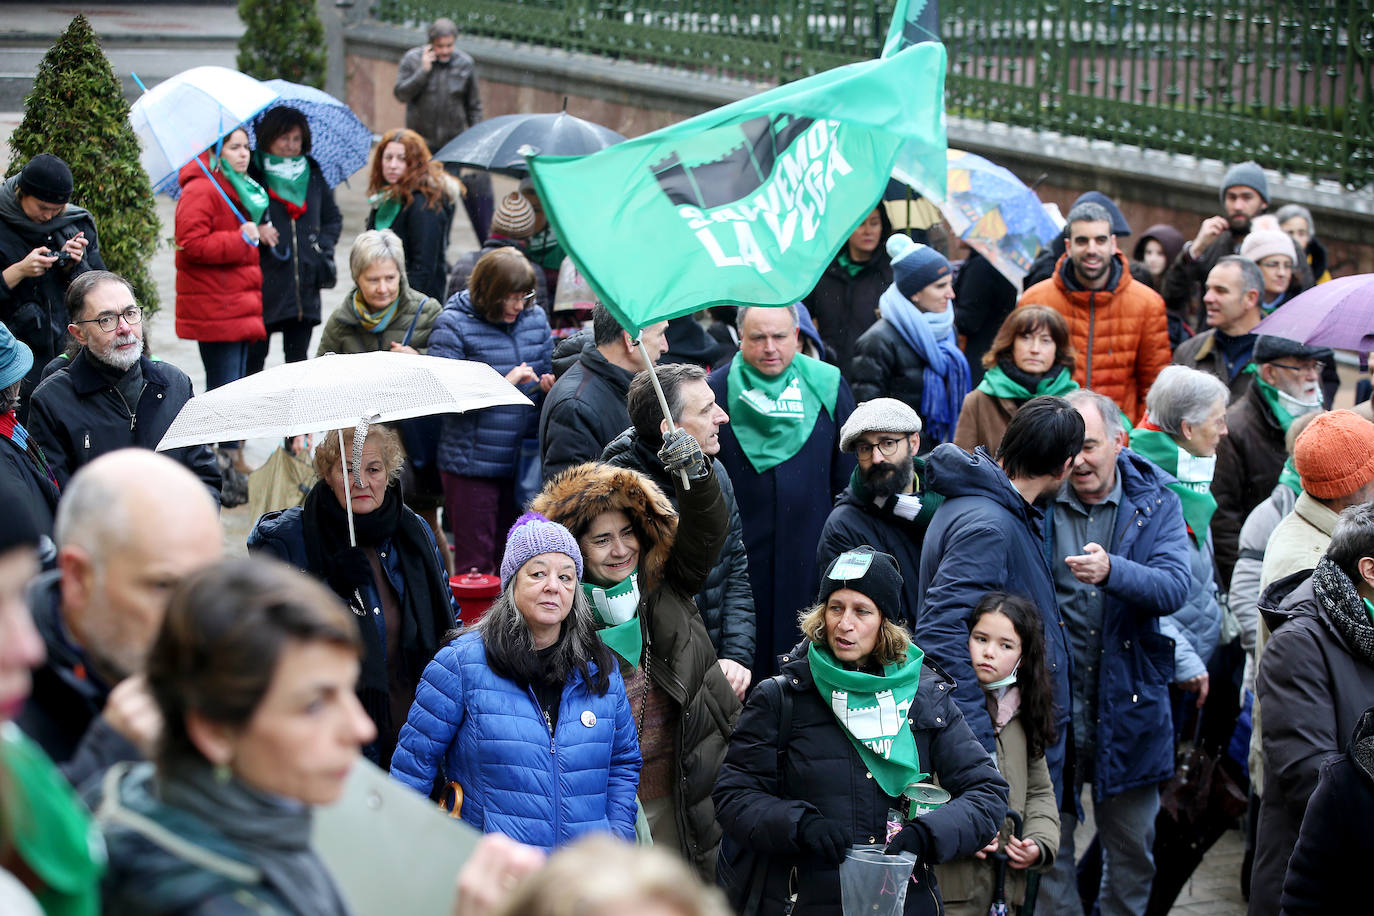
[26,270,220,495]
[815,397,943,631]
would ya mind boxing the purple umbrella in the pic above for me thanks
[1254,273,1374,351]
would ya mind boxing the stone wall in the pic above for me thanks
[341,20,1374,275]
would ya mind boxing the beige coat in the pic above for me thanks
[1248,492,1342,791]
[936,693,1059,915]
[952,389,1018,455]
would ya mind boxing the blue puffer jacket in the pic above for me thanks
[915,444,1071,802]
[428,291,552,478]
[389,630,641,849]
[1159,531,1221,683]
[1044,449,1192,801]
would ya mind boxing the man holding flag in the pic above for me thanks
[709,304,856,679]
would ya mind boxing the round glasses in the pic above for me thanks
[854,436,906,459]
[74,305,142,333]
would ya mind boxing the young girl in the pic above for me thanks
[936,592,1061,916]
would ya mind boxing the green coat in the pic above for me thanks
[316,285,441,356]
[935,692,1060,914]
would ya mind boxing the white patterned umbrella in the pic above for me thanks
[157,351,532,449]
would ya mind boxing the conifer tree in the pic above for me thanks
[237,0,326,88]
[6,15,160,314]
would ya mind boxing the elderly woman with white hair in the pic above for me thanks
[1129,364,1231,703]
[317,228,443,356]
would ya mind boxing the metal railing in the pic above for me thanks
[372,0,1373,188]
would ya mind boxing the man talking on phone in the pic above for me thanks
[393,17,494,243]
[0,153,104,418]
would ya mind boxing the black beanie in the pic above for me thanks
[18,153,73,204]
[817,547,904,620]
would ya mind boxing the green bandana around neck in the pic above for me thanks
[806,641,927,797]
[254,151,310,206]
[213,155,268,223]
[350,289,401,334]
[0,723,105,916]
[976,364,1078,401]
[837,250,867,277]
[582,571,643,666]
[727,353,841,474]
[369,191,402,231]
[1279,456,1303,495]
[1129,426,1218,548]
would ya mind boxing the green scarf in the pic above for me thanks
[212,155,268,223]
[253,151,310,207]
[0,723,105,916]
[1279,456,1303,495]
[582,571,643,667]
[836,250,867,277]
[975,364,1078,400]
[369,191,402,231]
[727,352,841,474]
[1363,597,1374,626]
[1129,425,1218,548]
[350,289,401,333]
[806,641,927,798]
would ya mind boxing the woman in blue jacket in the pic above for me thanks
[390,512,641,849]
[429,246,554,575]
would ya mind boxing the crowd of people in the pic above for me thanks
[0,16,1369,916]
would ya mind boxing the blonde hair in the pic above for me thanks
[312,424,405,484]
[797,602,912,666]
[492,836,731,916]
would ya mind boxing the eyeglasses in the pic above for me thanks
[506,290,537,304]
[1271,361,1326,375]
[74,305,142,333]
[854,436,906,459]
[1257,258,1293,271]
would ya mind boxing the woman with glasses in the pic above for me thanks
[429,246,554,575]
[1240,228,1310,313]
[365,128,458,302]
[953,305,1078,454]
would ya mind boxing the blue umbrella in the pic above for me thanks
[248,79,374,187]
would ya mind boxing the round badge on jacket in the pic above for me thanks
[580,711,596,727]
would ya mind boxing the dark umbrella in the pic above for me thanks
[432,111,626,176]
[1253,273,1374,351]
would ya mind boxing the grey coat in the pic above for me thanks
[392,45,483,153]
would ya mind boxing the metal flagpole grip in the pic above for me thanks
[636,335,690,491]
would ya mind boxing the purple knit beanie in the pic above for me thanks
[499,512,583,588]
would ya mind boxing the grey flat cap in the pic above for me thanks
[840,398,923,452]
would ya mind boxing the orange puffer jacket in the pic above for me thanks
[1018,252,1170,424]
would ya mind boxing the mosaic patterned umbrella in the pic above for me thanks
[248,79,374,188]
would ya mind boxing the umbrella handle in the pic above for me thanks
[338,427,356,546]
[636,336,690,491]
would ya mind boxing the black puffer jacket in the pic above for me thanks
[248,157,341,327]
[849,319,932,440]
[713,645,1008,916]
[804,208,893,376]
[602,428,755,666]
[539,342,636,482]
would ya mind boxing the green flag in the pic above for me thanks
[884,0,941,57]
[525,41,947,333]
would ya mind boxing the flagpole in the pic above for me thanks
[635,336,691,491]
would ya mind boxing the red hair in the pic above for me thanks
[367,128,453,211]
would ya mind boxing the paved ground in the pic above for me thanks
[0,6,1293,913]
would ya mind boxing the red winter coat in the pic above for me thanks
[174,156,265,343]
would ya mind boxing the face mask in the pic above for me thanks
[983,666,1018,690]
[1276,386,1322,417]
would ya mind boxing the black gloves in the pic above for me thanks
[797,813,850,864]
[657,427,709,480]
[885,821,931,860]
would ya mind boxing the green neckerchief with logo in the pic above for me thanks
[1253,374,1297,432]
[1279,456,1302,495]
[350,289,401,334]
[0,722,105,916]
[1129,425,1218,548]
[975,364,1078,400]
[582,570,643,667]
[807,641,927,798]
[727,352,841,474]
[368,191,402,231]
[212,155,268,223]
[253,151,310,207]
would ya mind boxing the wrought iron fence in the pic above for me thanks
[372,0,1373,188]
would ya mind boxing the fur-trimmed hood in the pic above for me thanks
[531,462,679,592]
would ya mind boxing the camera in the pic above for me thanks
[46,246,71,268]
